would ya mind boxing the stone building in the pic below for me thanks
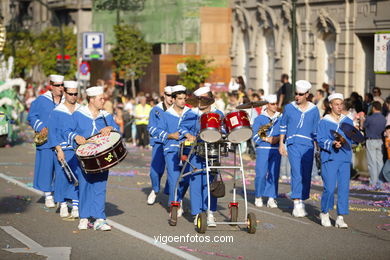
[230,0,390,97]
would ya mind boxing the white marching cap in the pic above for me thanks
[171,85,186,93]
[295,80,312,93]
[265,94,277,104]
[86,86,104,97]
[49,74,64,83]
[228,80,240,92]
[193,86,211,97]
[164,86,172,94]
[328,93,344,102]
[64,81,78,89]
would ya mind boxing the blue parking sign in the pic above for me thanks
[82,32,105,60]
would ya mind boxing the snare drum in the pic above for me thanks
[76,131,128,173]
[200,112,222,143]
[224,110,252,143]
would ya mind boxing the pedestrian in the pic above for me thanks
[134,96,152,148]
[276,74,292,109]
[372,87,384,105]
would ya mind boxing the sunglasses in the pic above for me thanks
[165,94,172,97]
[295,92,306,96]
[65,92,78,96]
[53,83,64,87]
[269,103,277,105]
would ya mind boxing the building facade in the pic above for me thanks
[230,0,390,97]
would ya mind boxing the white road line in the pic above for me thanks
[0,173,200,260]
[248,206,311,225]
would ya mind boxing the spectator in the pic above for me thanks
[361,101,386,187]
[363,93,373,115]
[350,92,364,113]
[258,89,265,99]
[322,98,331,117]
[247,88,255,101]
[385,97,390,126]
[276,74,292,109]
[225,92,239,114]
[134,96,151,148]
[382,125,390,183]
[103,93,114,114]
[214,92,226,113]
[114,105,125,135]
[322,83,330,97]
[315,89,326,117]
[252,93,263,117]
[372,87,384,105]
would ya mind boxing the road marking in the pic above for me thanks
[0,173,200,260]
[248,206,311,225]
[1,226,71,260]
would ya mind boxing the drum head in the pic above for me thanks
[200,129,222,143]
[76,132,121,157]
[227,127,253,143]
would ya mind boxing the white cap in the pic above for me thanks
[296,80,312,93]
[164,86,172,95]
[64,81,78,89]
[49,74,64,83]
[328,93,344,102]
[86,86,104,97]
[265,94,277,104]
[171,85,186,93]
[228,79,240,92]
[193,86,211,97]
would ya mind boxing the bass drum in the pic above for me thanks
[76,131,128,173]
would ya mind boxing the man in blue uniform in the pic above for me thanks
[279,80,320,217]
[28,74,64,208]
[48,81,80,218]
[179,85,224,227]
[147,86,173,205]
[252,94,281,208]
[65,86,119,231]
[317,93,353,228]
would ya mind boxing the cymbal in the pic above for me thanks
[340,122,365,143]
[330,130,351,150]
[236,101,268,109]
[186,96,215,107]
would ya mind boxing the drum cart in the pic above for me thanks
[169,139,257,234]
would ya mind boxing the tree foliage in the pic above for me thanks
[111,24,152,80]
[178,57,214,91]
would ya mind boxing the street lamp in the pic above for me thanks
[291,0,297,94]
[95,0,146,25]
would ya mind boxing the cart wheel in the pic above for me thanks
[169,206,178,226]
[230,205,238,226]
[196,212,207,234]
[247,213,257,234]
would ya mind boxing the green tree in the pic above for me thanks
[177,57,214,91]
[111,24,152,97]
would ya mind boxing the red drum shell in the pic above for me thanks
[200,112,222,143]
[224,110,252,143]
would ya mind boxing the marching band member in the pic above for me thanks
[154,85,191,217]
[252,94,281,208]
[27,74,64,208]
[146,86,173,205]
[65,86,119,231]
[317,93,353,228]
[180,85,224,227]
[279,80,320,217]
[48,81,81,218]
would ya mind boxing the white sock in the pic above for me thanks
[60,202,67,207]
[44,192,52,197]
[293,200,300,205]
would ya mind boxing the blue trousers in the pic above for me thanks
[150,143,166,193]
[53,150,79,203]
[321,160,350,215]
[165,151,189,205]
[189,154,217,215]
[255,148,281,198]
[287,144,314,200]
[33,148,55,192]
[78,168,109,219]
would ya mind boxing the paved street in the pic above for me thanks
[1,141,390,260]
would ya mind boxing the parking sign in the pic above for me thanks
[82,32,105,60]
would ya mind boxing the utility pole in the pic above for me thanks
[291,0,297,94]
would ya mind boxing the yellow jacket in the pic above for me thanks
[135,104,152,125]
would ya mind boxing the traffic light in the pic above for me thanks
[56,54,71,74]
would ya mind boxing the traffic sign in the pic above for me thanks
[79,61,90,80]
[82,32,105,60]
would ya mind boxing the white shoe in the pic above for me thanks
[71,207,79,218]
[177,202,183,217]
[267,198,278,208]
[207,212,216,227]
[60,204,69,218]
[281,175,288,180]
[94,219,111,231]
[194,214,199,226]
[255,197,263,208]
[320,212,331,227]
[45,196,55,208]
[147,190,157,205]
[335,216,348,229]
[78,218,89,230]
[292,201,307,218]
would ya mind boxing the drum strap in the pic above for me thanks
[102,115,108,127]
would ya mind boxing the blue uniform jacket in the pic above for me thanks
[27,91,64,150]
[48,103,81,151]
[252,110,281,149]
[147,102,167,146]
[317,114,354,163]
[279,101,320,147]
